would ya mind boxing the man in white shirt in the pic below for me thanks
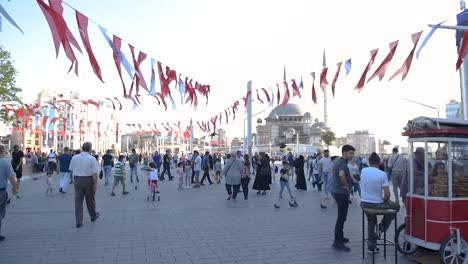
[69,142,100,228]
[360,152,400,253]
[193,151,202,187]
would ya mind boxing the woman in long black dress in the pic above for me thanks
[294,155,307,190]
[253,152,271,195]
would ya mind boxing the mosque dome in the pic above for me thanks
[268,103,306,118]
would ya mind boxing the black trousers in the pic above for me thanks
[160,165,172,179]
[226,184,240,199]
[200,168,213,184]
[241,177,250,199]
[334,193,350,243]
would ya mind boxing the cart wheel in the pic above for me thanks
[439,234,467,264]
[395,223,418,255]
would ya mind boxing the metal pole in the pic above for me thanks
[404,98,440,117]
[247,81,253,158]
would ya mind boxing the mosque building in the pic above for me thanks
[254,103,329,154]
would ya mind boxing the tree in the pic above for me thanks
[320,131,336,149]
[0,46,22,124]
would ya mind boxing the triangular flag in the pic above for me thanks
[319,67,328,92]
[345,59,352,75]
[311,72,317,104]
[354,49,379,92]
[331,62,342,98]
[389,31,423,81]
[457,31,468,70]
[367,41,399,83]
[416,21,445,59]
[0,3,24,34]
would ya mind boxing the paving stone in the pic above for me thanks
[0,165,416,263]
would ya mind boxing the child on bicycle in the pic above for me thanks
[147,162,159,201]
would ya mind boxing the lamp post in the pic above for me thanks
[404,98,440,118]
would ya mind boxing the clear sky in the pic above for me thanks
[0,0,464,148]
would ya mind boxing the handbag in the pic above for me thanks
[99,170,103,179]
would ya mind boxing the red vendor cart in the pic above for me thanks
[395,117,468,264]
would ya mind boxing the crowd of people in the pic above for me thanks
[0,142,408,255]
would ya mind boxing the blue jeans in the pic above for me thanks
[103,166,112,185]
[278,181,295,201]
[322,172,330,196]
[130,166,139,182]
[353,182,361,197]
[160,165,172,180]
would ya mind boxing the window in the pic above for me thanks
[451,141,468,198]
[427,142,448,198]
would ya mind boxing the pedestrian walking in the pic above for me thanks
[274,161,298,209]
[101,149,114,186]
[69,142,100,228]
[222,151,242,201]
[128,149,140,183]
[57,147,72,194]
[111,155,130,196]
[160,150,173,181]
[241,154,251,200]
[0,144,17,241]
[252,152,271,195]
[11,145,23,191]
[200,151,213,185]
[294,155,307,190]
[193,151,202,187]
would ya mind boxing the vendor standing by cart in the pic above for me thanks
[360,152,400,252]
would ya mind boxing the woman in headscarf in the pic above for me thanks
[222,151,243,200]
[294,155,307,190]
[253,152,271,195]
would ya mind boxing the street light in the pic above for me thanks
[404,98,440,118]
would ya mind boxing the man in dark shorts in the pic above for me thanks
[11,145,24,192]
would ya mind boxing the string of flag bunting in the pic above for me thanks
[2,1,468,137]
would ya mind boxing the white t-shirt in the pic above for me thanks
[149,169,158,181]
[48,153,56,162]
[194,156,202,171]
[360,167,389,204]
[318,157,333,173]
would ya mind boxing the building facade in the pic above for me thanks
[344,130,376,156]
[446,99,462,119]
[255,104,328,154]
[11,90,118,154]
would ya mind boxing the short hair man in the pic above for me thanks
[360,152,400,253]
[331,145,355,252]
[387,147,406,204]
[10,145,23,190]
[69,142,100,228]
[0,144,17,240]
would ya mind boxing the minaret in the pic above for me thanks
[323,49,329,125]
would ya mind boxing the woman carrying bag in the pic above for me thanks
[222,151,243,201]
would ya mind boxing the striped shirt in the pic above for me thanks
[113,161,125,177]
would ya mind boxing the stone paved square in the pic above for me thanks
[0,165,417,264]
